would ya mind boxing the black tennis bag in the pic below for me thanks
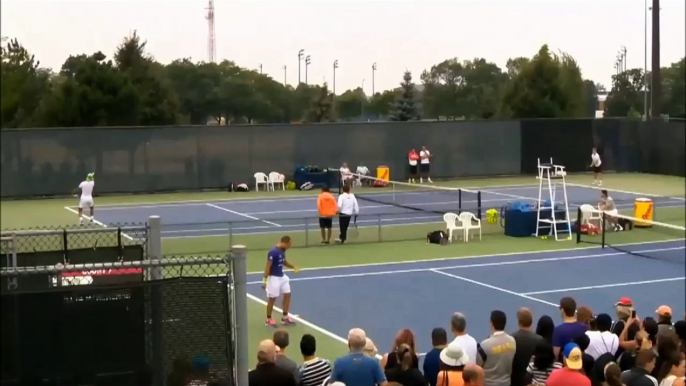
[427,230,449,245]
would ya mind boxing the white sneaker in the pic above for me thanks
[428,178,433,183]
[420,178,424,183]
[79,218,84,225]
[598,181,602,186]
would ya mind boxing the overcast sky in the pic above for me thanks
[2,0,684,94]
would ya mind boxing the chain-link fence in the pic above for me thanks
[0,216,249,386]
[0,223,148,268]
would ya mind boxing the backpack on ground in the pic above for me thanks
[427,230,448,245]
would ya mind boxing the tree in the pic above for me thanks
[582,80,598,117]
[499,45,585,118]
[335,88,368,121]
[367,90,396,119]
[604,68,646,117]
[35,51,141,127]
[1,38,51,128]
[661,57,685,118]
[421,58,506,120]
[391,70,416,121]
[114,31,178,125]
[308,83,335,122]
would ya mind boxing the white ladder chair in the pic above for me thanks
[443,212,463,242]
[268,172,285,191]
[535,159,572,241]
[459,212,482,242]
[254,172,269,191]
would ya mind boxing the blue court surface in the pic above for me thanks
[245,240,685,355]
[79,183,685,239]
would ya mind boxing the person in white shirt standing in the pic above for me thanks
[585,314,619,360]
[419,146,433,183]
[336,185,359,244]
[590,147,602,186]
[73,173,95,225]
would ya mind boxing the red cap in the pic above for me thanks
[615,297,633,306]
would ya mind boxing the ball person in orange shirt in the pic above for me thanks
[317,187,338,244]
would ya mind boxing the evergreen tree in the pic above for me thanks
[391,70,416,121]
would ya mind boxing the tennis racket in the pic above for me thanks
[349,215,359,239]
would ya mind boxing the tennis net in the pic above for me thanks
[576,208,685,264]
[334,170,482,218]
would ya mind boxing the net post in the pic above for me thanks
[147,215,164,386]
[477,191,482,220]
[62,229,68,263]
[231,245,249,386]
[458,189,463,214]
[229,222,233,249]
[601,212,606,248]
[117,227,123,259]
[377,214,382,242]
[576,207,582,244]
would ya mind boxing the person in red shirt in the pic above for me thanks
[408,149,420,183]
[545,343,591,386]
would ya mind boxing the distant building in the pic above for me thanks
[596,91,608,118]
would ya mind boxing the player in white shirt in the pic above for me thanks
[590,147,602,186]
[73,173,95,225]
[336,185,359,244]
[419,146,433,183]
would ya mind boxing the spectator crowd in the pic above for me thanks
[247,297,686,386]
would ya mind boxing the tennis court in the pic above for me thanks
[65,180,685,240]
[2,173,685,366]
[245,239,685,357]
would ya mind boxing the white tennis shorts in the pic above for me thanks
[79,197,94,209]
[266,275,290,298]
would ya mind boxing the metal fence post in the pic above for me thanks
[231,245,249,386]
[148,216,164,386]
[304,218,309,247]
[377,214,382,242]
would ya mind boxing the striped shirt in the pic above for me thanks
[299,357,332,386]
[526,361,562,385]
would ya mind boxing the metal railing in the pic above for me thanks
[0,216,249,386]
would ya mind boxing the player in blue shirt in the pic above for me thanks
[262,235,300,328]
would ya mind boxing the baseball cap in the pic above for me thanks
[615,297,633,307]
[562,343,583,370]
[656,305,672,316]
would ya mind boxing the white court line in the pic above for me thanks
[521,277,686,295]
[246,293,383,359]
[430,269,559,307]
[241,238,685,275]
[566,182,686,202]
[243,246,686,285]
[206,203,282,227]
[63,206,135,240]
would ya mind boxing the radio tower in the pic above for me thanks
[206,0,216,63]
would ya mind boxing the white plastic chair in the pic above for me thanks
[459,212,482,242]
[254,172,269,191]
[269,172,285,191]
[443,212,463,242]
[580,204,602,225]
